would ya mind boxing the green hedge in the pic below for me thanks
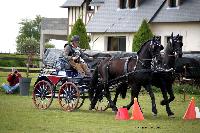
[0,53,39,67]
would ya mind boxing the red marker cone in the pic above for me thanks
[115,108,130,120]
[183,97,196,120]
[130,98,144,120]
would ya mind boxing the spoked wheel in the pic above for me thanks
[32,80,54,109]
[76,92,85,109]
[58,82,80,111]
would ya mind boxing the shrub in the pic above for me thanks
[132,19,153,52]
[68,17,90,49]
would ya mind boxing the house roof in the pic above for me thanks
[87,0,200,33]
[41,18,68,30]
[152,0,200,22]
[61,0,85,7]
[87,0,165,33]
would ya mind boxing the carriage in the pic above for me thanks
[32,57,108,112]
[175,56,200,88]
[178,66,200,88]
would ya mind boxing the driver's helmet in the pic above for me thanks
[71,35,80,42]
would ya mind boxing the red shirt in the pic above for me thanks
[7,73,22,86]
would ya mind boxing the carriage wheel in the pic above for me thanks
[32,80,54,109]
[194,79,200,89]
[58,82,80,111]
[76,92,85,109]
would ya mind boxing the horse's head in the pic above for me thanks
[150,36,164,59]
[168,33,183,58]
[136,36,163,69]
[137,36,163,59]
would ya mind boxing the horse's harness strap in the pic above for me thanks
[124,57,131,74]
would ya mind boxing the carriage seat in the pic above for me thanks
[54,57,78,75]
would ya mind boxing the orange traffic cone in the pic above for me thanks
[115,108,130,120]
[183,97,196,120]
[130,98,144,120]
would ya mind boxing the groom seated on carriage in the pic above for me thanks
[63,35,92,77]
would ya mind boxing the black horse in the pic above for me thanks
[151,33,183,117]
[89,36,164,114]
[110,33,183,117]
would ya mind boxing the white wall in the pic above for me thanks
[89,33,134,52]
[151,22,200,51]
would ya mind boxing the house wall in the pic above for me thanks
[89,33,134,52]
[89,22,200,52]
[151,22,200,51]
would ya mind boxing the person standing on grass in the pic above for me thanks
[1,68,22,94]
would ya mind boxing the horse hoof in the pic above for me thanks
[89,105,95,110]
[123,106,130,110]
[168,114,175,118]
[152,112,157,117]
[168,112,175,118]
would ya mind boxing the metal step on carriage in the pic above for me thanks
[180,66,200,88]
[32,57,108,111]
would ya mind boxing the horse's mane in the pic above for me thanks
[137,39,151,55]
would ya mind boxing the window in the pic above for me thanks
[169,0,177,8]
[129,0,136,9]
[87,0,94,11]
[119,0,137,9]
[165,35,182,46]
[119,0,128,9]
[107,36,126,51]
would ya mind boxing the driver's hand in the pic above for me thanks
[72,57,78,60]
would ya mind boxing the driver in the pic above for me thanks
[63,35,91,77]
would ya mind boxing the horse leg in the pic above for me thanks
[89,86,102,110]
[113,87,120,107]
[167,83,175,103]
[104,84,118,112]
[113,83,128,106]
[160,83,175,105]
[160,80,174,117]
[123,84,140,110]
[144,84,157,116]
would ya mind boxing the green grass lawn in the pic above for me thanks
[1,68,200,133]
[0,91,200,133]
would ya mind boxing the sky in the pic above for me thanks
[0,0,67,53]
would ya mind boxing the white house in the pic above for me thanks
[40,0,200,60]
[86,0,200,52]
[61,0,98,34]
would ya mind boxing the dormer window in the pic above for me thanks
[119,0,138,9]
[87,0,94,11]
[119,0,128,9]
[168,0,182,8]
[129,0,136,8]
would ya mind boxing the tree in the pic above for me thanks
[16,15,42,54]
[21,37,39,77]
[68,17,90,49]
[45,42,55,49]
[132,19,153,52]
